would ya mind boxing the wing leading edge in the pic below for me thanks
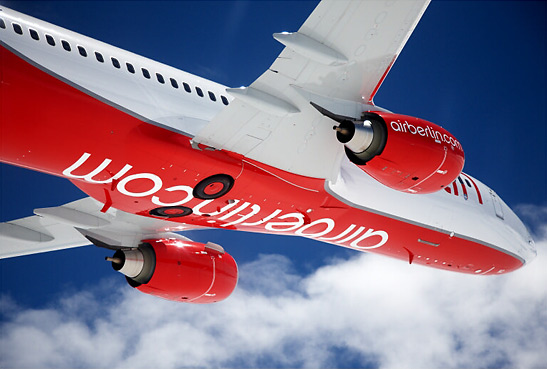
[194,0,430,180]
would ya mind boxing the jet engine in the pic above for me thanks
[107,239,238,303]
[330,108,465,194]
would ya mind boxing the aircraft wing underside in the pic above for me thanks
[194,0,430,180]
[0,197,202,259]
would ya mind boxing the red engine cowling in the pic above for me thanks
[337,111,465,194]
[108,239,238,303]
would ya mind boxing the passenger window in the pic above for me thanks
[29,29,39,40]
[61,40,71,51]
[221,95,229,106]
[111,57,120,69]
[170,78,178,88]
[95,51,104,63]
[208,91,217,102]
[196,87,204,97]
[13,23,23,35]
[46,34,55,46]
[126,63,135,74]
[0,18,5,29]
[183,82,191,93]
[156,73,165,84]
[142,68,151,79]
[78,46,87,57]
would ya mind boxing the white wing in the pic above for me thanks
[0,197,203,259]
[194,0,430,180]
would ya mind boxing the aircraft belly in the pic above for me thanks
[0,41,526,275]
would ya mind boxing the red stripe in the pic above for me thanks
[462,173,483,204]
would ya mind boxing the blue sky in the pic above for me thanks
[1,1,546,368]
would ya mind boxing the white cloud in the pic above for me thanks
[1,221,546,368]
[516,204,547,239]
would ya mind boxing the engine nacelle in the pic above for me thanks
[108,239,238,303]
[337,112,465,194]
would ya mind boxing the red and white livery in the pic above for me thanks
[0,1,536,303]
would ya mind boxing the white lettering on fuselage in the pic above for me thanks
[390,120,462,150]
[63,153,389,249]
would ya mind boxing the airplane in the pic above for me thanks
[0,1,537,303]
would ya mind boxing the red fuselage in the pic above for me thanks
[0,43,527,275]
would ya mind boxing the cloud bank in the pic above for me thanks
[1,215,546,368]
